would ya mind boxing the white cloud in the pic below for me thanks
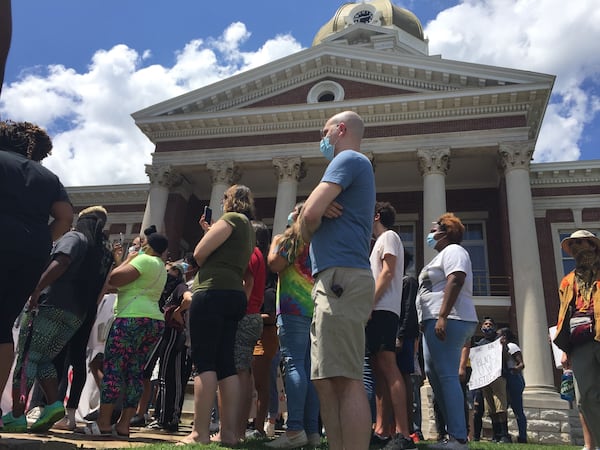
[0,25,302,186]
[424,0,600,162]
[2,0,598,188]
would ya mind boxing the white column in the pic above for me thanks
[141,164,183,233]
[272,157,306,236]
[417,147,450,264]
[499,142,557,398]
[206,160,240,220]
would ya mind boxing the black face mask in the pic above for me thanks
[482,327,496,337]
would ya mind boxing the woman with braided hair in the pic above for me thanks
[0,120,73,428]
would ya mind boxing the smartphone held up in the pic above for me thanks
[203,205,212,224]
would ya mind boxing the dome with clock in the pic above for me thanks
[312,0,426,53]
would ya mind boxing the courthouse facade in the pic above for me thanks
[67,0,599,441]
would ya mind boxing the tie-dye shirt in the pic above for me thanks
[276,239,314,317]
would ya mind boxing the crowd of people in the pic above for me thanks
[0,109,598,450]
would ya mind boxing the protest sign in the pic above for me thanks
[468,338,502,390]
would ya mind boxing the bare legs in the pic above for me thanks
[313,377,371,450]
[181,372,241,446]
[236,368,254,437]
[252,353,271,432]
[371,350,411,437]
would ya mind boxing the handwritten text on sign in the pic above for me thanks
[468,339,502,391]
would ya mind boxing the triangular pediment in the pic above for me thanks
[133,42,554,143]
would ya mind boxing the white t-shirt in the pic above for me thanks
[416,243,478,323]
[370,229,404,316]
[506,342,522,370]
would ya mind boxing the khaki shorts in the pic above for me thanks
[482,376,507,414]
[310,267,374,380]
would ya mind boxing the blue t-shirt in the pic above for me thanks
[309,149,375,275]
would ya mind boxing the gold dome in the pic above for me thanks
[312,0,425,46]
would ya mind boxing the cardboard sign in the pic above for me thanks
[468,339,502,390]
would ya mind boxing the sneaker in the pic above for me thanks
[84,408,99,421]
[266,430,308,448]
[145,419,164,430]
[209,420,220,433]
[2,412,27,433]
[428,436,468,450]
[53,415,76,431]
[383,433,417,450]
[26,406,43,422]
[264,421,276,437]
[307,433,321,447]
[371,432,391,446]
[246,428,266,440]
[30,400,65,433]
[409,432,421,443]
[130,414,146,427]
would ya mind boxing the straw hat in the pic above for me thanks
[560,230,600,256]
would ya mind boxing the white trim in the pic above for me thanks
[307,80,345,103]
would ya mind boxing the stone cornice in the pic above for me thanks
[66,184,149,206]
[530,161,600,186]
[139,100,533,142]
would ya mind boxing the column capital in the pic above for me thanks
[498,141,535,172]
[417,147,451,176]
[273,157,307,182]
[206,160,241,185]
[145,164,183,189]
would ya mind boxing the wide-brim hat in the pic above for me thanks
[560,230,600,256]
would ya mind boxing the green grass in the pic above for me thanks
[129,438,582,450]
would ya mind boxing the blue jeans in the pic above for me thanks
[422,319,476,441]
[277,314,320,434]
[362,352,376,423]
[506,371,526,441]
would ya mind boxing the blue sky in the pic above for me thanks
[1,0,598,186]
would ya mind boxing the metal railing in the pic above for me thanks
[473,274,511,296]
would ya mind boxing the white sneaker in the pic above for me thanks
[266,430,308,448]
[264,421,276,437]
[428,436,468,450]
[26,406,43,422]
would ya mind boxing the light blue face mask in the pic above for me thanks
[319,136,335,161]
[426,232,437,248]
[287,212,295,227]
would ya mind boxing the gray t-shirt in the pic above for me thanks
[40,231,88,319]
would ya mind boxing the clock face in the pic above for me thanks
[353,9,373,24]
